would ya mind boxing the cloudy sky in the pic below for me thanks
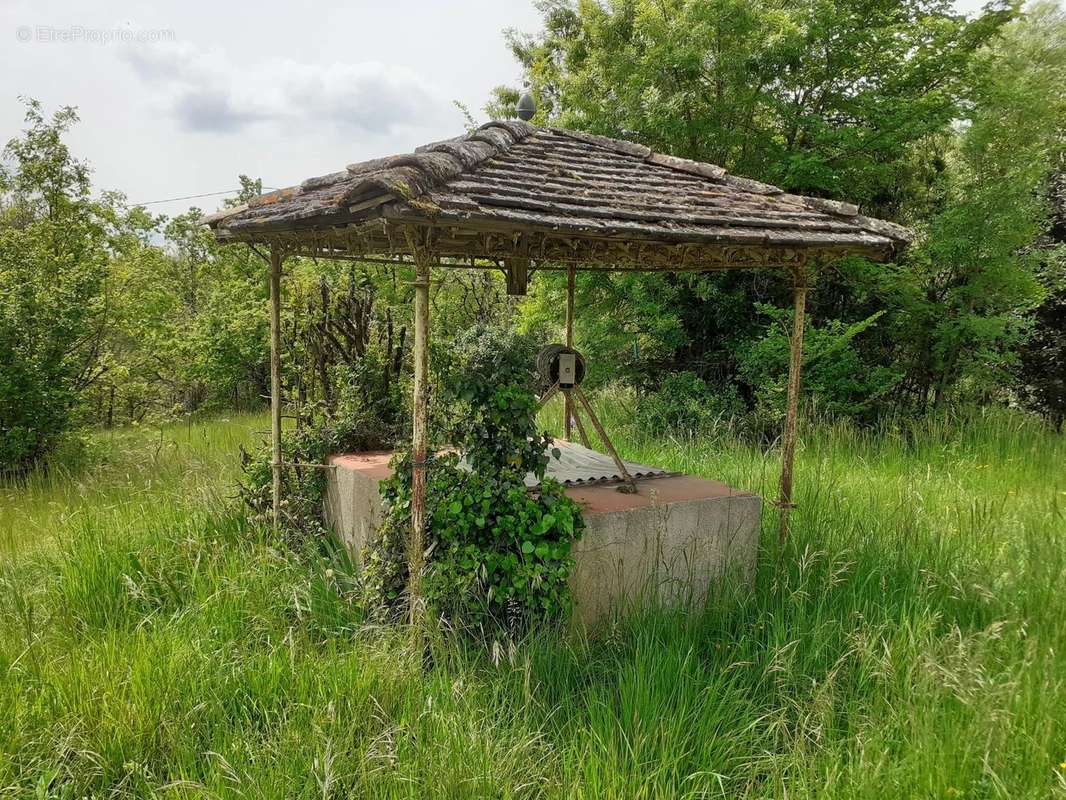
[2,0,988,221]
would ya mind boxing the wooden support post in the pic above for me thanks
[571,386,637,493]
[504,257,529,296]
[570,399,593,449]
[409,247,431,626]
[537,383,561,409]
[777,279,809,546]
[564,266,575,440]
[269,247,284,529]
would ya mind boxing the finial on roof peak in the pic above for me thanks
[517,92,536,122]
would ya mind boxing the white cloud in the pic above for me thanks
[121,43,449,136]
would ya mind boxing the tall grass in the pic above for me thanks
[0,415,259,559]
[1,405,1064,797]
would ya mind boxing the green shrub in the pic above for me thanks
[364,325,585,632]
[240,348,406,539]
[737,305,903,430]
[365,451,583,631]
[635,371,745,436]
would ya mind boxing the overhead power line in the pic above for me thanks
[131,187,278,207]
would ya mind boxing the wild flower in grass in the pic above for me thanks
[1059,761,1066,770]
[945,788,963,797]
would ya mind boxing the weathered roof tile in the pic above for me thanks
[204,121,912,257]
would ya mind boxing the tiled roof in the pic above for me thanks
[204,120,910,262]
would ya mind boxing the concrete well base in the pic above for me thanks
[324,452,760,626]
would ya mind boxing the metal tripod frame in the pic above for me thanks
[538,381,637,494]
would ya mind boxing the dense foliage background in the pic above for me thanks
[2,0,1064,471]
[498,0,1066,425]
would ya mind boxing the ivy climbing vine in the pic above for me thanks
[362,325,585,632]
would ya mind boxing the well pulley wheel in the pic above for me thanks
[536,344,586,388]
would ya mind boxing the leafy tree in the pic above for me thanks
[494,0,1012,213]
[737,307,902,425]
[1018,158,1066,427]
[91,184,270,424]
[493,0,1066,419]
[0,100,110,470]
[897,1,1065,407]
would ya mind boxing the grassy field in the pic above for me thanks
[1,408,1065,798]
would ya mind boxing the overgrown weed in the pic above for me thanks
[1,407,1064,797]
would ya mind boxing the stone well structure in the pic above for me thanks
[324,445,760,625]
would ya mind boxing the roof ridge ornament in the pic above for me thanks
[517,92,536,122]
